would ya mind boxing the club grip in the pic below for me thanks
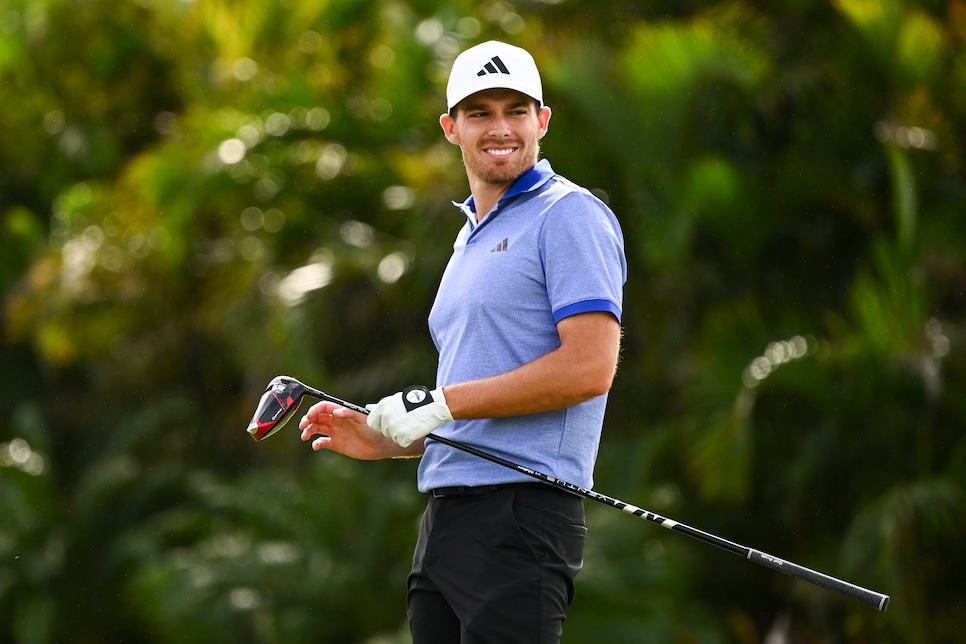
[747,550,890,611]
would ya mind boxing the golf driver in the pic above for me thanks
[246,375,890,611]
[247,376,368,441]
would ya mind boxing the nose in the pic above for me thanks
[488,113,511,136]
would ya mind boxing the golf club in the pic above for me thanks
[246,375,365,441]
[246,375,890,611]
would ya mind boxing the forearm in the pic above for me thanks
[443,312,621,419]
[363,314,620,447]
[382,436,427,459]
[443,361,598,419]
[362,428,427,458]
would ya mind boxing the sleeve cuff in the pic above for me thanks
[553,299,622,324]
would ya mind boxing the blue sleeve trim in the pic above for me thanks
[553,299,622,324]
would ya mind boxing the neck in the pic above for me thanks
[468,180,513,223]
[466,160,539,222]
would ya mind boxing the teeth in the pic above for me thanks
[487,148,514,156]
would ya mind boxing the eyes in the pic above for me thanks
[465,106,532,119]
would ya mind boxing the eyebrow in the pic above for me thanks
[462,100,532,112]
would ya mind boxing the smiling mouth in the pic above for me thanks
[485,147,517,157]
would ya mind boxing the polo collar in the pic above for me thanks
[453,159,555,226]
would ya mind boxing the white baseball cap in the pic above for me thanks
[445,41,543,110]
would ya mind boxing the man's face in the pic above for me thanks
[440,89,551,187]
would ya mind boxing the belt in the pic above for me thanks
[431,485,500,498]
[430,483,547,498]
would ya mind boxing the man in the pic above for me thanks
[299,41,626,643]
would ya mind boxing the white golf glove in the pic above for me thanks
[366,385,454,448]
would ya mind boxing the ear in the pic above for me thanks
[440,113,460,145]
[536,105,552,140]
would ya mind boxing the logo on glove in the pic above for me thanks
[402,385,432,412]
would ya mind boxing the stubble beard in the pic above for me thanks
[463,141,541,186]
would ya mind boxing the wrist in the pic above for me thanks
[389,436,428,458]
[437,384,459,420]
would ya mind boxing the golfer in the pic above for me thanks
[299,40,626,643]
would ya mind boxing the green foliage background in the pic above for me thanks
[2,0,964,641]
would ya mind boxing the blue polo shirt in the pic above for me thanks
[420,159,626,492]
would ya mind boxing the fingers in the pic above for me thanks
[299,401,340,427]
[299,402,334,443]
[302,401,367,422]
[298,401,368,447]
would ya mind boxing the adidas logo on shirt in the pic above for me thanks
[477,56,510,77]
[490,238,509,253]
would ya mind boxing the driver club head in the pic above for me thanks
[246,376,309,441]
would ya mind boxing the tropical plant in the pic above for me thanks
[2,0,963,642]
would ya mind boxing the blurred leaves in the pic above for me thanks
[2,0,965,642]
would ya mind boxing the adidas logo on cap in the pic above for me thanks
[477,56,510,76]
[446,41,543,110]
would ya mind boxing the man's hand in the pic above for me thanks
[298,401,423,459]
[367,386,454,447]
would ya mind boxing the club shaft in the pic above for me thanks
[303,387,889,611]
[306,387,370,415]
[425,433,889,611]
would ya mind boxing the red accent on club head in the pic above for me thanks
[247,389,302,441]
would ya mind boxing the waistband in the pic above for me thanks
[430,482,546,498]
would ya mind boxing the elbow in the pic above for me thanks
[571,349,620,401]
[578,367,616,400]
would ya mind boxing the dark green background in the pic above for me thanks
[2,0,964,641]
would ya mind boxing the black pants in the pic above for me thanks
[407,483,587,644]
